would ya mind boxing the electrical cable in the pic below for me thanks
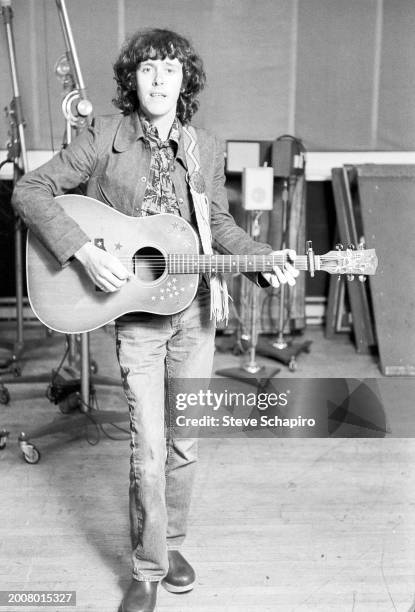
[76,391,130,444]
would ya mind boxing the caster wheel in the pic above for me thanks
[0,430,9,450]
[22,444,41,464]
[288,357,297,372]
[0,388,10,405]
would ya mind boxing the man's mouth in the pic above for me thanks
[150,92,166,98]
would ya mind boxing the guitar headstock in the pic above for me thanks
[319,248,378,276]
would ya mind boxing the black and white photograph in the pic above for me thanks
[0,1,414,611]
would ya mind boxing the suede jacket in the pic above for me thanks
[12,113,272,268]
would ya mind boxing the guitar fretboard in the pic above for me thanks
[167,254,313,274]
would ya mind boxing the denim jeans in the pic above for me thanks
[115,288,215,581]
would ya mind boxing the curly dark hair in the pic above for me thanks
[112,28,206,124]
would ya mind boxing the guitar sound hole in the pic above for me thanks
[133,247,166,282]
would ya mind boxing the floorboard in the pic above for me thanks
[0,323,414,611]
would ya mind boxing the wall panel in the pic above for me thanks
[0,1,415,151]
[378,0,415,149]
[295,0,379,150]
[124,0,294,140]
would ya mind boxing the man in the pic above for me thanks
[12,28,298,612]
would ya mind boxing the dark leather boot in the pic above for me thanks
[161,550,196,593]
[120,580,158,612]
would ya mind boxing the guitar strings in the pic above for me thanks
[102,254,366,272]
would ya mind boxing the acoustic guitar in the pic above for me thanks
[26,194,378,334]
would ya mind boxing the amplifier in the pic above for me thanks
[272,136,305,178]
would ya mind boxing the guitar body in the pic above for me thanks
[27,195,200,333]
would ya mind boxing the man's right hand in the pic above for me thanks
[74,242,132,292]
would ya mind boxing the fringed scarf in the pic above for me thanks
[182,125,229,324]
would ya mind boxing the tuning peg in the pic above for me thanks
[358,275,367,282]
[347,244,356,250]
[347,274,355,281]
[336,243,344,251]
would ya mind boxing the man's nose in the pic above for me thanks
[153,69,165,85]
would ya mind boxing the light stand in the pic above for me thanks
[0,0,31,369]
[256,176,311,371]
[0,0,63,405]
[231,212,280,381]
[272,178,290,350]
[216,167,280,385]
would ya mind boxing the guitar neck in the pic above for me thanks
[168,254,311,274]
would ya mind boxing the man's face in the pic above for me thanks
[136,57,183,123]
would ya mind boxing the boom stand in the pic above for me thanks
[216,211,280,386]
[43,0,120,411]
[54,0,93,377]
[256,179,311,371]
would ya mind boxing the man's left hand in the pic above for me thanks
[261,249,299,288]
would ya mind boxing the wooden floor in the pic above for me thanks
[1,322,414,612]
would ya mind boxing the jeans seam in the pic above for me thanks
[165,338,174,466]
[116,325,145,571]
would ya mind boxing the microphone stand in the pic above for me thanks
[53,0,120,412]
[1,0,124,461]
[0,0,63,408]
[54,0,94,410]
[0,0,29,372]
[55,0,93,142]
